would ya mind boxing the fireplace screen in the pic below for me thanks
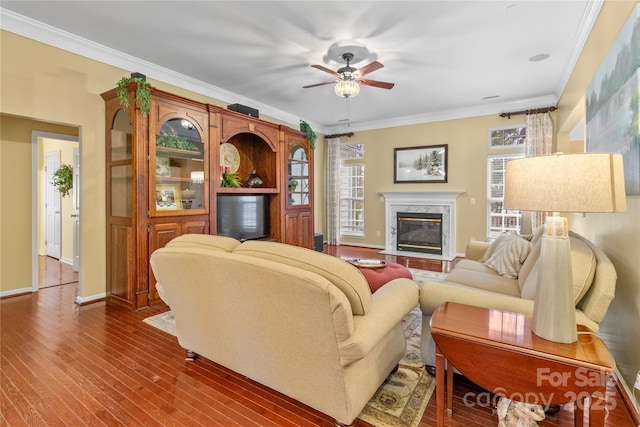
[396,212,443,255]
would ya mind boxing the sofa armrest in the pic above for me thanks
[339,278,419,365]
[420,280,535,316]
[465,240,491,261]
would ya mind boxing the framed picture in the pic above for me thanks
[586,5,639,194]
[155,184,182,210]
[394,144,448,183]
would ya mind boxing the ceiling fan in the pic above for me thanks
[303,52,395,97]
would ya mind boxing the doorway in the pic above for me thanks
[33,131,80,290]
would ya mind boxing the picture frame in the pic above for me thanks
[155,184,182,210]
[394,144,448,183]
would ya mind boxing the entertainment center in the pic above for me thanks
[102,83,314,310]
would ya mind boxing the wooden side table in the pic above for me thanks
[430,302,615,427]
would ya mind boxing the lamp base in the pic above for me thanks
[531,216,577,344]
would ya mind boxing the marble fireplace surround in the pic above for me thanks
[379,191,464,261]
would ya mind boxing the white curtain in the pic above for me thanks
[525,112,554,230]
[326,137,341,245]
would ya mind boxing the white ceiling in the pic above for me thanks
[0,1,601,134]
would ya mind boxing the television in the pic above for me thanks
[216,194,270,241]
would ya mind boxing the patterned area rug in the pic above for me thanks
[142,268,445,427]
[357,305,434,427]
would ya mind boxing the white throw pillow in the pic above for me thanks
[483,234,533,279]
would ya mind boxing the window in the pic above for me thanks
[489,125,526,149]
[487,125,526,239]
[340,142,364,159]
[339,143,365,237]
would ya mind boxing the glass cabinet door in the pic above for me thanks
[287,145,309,206]
[152,118,205,213]
[110,109,132,217]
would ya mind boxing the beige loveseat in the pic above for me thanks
[420,227,617,367]
[150,234,419,426]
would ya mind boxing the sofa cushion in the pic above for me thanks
[166,234,241,252]
[233,240,372,315]
[481,234,533,279]
[445,262,521,297]
[520,234,596,302]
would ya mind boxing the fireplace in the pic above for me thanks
[380,191,462,261]
[396,212,443,255]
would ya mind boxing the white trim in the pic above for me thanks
[0,286,35,298]
[379,191,464,261]
[0,8,318,133]
[554,1,604,100]
[0,6,597,136]
[75,293,106,305]
[32,131,80,294]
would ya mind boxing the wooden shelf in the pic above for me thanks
[217,187,279,194]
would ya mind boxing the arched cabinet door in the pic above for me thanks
[149,100,209,217]
[282,128,314,249]
[287,144,309,206]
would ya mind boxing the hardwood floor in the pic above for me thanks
[1,246,637,426]
[38,255,78,289]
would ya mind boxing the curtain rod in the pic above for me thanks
[325,132,354,139]
[499,106,557,119]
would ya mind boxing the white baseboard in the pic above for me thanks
[75,293,106,306]
[60,257,73,265]
[0,286,35,298]
[338,242,385,250]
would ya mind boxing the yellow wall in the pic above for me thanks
[0,31,319,299]
[556,0,640,406]
[0,114,77,293]
[338,115,536,252]
[1,1,638,405]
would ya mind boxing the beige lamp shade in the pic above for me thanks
[504,153,626,213]
[503,152,626,343]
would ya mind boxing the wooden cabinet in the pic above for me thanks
[281,128,314,249]
[103,85,314,310]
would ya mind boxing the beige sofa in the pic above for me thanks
[150,234,419,426]
[420,227,617,367]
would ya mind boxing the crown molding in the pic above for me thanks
[553,0,604,98]
[0,6,580,137]
[324,95,558,134]
[0,8,315,131]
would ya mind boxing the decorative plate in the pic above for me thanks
[220,143,240,173]
[349,259,387,269]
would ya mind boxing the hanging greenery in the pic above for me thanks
[51,164,73,197]
[299,120,317,149]
[116,75,152,115]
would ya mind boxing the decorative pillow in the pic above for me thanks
[483,234,533,279]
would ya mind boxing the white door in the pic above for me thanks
[45,151,62,259]
[72,148,80,271]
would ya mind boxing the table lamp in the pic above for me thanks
[504,153,626,343]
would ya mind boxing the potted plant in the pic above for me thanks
[51,163,73,197]
[299,120,317,149]
[288,178,299,192]
[116,73,152,115]
[220,167,240,188]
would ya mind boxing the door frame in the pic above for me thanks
[44,150,62,259]
[31,131,80,292]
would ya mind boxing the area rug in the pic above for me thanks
[142,269,445,427]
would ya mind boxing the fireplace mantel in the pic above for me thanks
[379,191,465,261]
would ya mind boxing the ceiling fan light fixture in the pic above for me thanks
[335,79,360,98]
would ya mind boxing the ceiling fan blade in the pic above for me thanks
[311,64,338,76]
[303,80,336,89]
[359,78,395,89]
[358,61,383,77]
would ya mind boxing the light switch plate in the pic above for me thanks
[634,370,640,390]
